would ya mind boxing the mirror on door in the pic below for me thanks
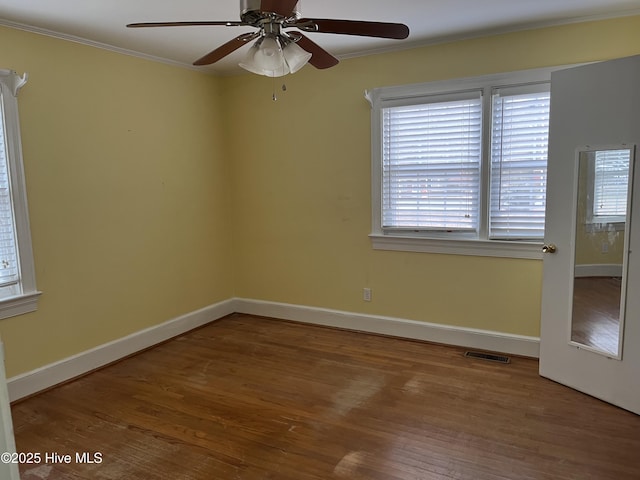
[570,146,634,358]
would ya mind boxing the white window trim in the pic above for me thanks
[366,66,570,260]
[0,70,40,320]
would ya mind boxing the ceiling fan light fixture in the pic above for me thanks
[239,35,312,77]
[239,35,291,77]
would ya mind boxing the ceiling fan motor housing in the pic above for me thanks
[241,0,302,24]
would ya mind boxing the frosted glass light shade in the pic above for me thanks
[283,41,312,74]
[239,36,289,78]
[239,36,312,77]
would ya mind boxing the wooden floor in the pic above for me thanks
[571,276,621,355]
[12,314,640,480]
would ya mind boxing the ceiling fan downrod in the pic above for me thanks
[241,0,302,24]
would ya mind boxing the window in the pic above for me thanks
[0,70,39,320]
[489,85,550,240]
[381,91,482,233]
[367,68,556,259]
[588,149,630,225]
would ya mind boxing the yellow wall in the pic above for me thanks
[2,14,640,378]
[0,26,234,377]
[224,15,640,338]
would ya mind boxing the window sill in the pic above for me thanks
[0,291,42,321]
[585,221,625,233]
[370,234,543,260]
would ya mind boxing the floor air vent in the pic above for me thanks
[464,351,511,364]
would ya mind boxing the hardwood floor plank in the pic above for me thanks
[571,276,621,355]
[11,314,640,479]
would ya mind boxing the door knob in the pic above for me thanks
[542,243,557,254]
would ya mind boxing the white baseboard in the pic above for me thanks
[8,297,540,401]
[7,299,236,402]
[234,298,540,359]
[574,264,623,277]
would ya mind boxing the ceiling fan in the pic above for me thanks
[127,0,410,77]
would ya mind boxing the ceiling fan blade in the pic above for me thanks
[260,0,299,17]
[193,32,260,66]
[295,34,339,70]
[297,18,409,39]
[127,21,246,28]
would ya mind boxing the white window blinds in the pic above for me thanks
[0,97,20,288]
[382,92,482,232]
[489,85,550,240]
[593,149,630,221]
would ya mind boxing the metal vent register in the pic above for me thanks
[464,351,511,364]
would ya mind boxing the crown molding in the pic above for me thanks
[0,18,200,72]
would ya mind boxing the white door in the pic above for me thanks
[0,340,20,479]
[540,55,640,415]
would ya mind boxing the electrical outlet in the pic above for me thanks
[363,288,372,302]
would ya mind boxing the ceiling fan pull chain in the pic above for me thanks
[271,76,287,101]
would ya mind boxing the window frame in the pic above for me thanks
[0,70,40,320]
[380,89,484,235]
[366,66,563,259]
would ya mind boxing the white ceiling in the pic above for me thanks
[1,0,640,75]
